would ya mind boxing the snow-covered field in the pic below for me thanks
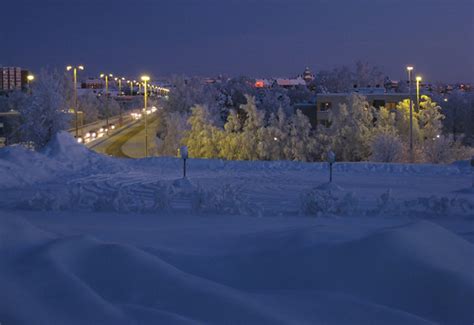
[0,132,473,324]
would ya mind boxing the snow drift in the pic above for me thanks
[0,215,473,324]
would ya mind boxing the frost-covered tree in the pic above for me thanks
[418,95,444,141]
[354,60,385,88]
[392,99,422,145]
[77,92,100,124]
[183,105,222,158]
[240,96,265,160]
[437,92,474,145]
[155,111,188,156]
[285,110,316,161]
[18,69,70,149]
[165,76,218,117]
[315,61,386,93]
[221,109,244,160]
[257,107,288,160]
[370,132,403,163]
[329,94,375,161]
[255,87,292,120]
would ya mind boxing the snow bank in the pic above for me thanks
[156,220,474,324]
[0,145,63,188]
[2,214,472,324]
[301,185,474,218]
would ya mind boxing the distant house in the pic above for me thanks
[275,77,306,88]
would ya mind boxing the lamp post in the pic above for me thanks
[26,75,34,94]
[115,77,125,95]
[407,66,414,162]
[67,65,84,138]
[416,76,422,112]
[141,75,150,157]
[100,73,113,133]
[127,80,133,96]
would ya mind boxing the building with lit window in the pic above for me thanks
[295,88,410,128]
[0,67,29,91]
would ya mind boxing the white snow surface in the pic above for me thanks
[0,132,473,324]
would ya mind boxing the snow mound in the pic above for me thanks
[41,131,114,171]
[0,215,286,324]
[0,145,64,189]
[301,183,358,216]
[157,220,474,324]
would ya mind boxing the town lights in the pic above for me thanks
[66,65,85,138]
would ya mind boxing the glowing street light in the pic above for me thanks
[141,75,150,157]
[114,77,125,95]
[127,80,134,96]
[66,65,85,137]
[26,74,34,94]
[407,66,414,162]
[416,76,422,113]
[100,73,114,133]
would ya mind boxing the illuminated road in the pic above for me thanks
[90,115,158,158]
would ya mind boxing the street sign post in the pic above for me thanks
[180,146,188,178]
[327,150,336,183]
[471,156,474,188]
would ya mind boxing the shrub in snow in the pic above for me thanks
[370,133,403,163]
[403,196,474,217]
[368,189,402,216]
[301,186,358,217]
[192,184,261,216]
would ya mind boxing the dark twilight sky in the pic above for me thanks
[1,0,473,83]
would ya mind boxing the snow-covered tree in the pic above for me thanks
[315,61,386,93]
[18,69,70,149]
[183,105,222,158]
[329,94,375,161]
[285,110,316,161]
[155,111,188,156]
[437,92,474,145]
[392,99,422,145]
[77,92,100,124]
[221,109,244,160]
[240,96,265,160]
[418,95,444,141]
[255,87,292,120]
[257,107,288,160]
[370,132,403,163]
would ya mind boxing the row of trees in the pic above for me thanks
[156,91,472,164]
[0,69,132,148]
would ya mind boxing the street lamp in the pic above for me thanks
[67,65,85,138]
[407,66,414,162]
[114,77,125,95]
[127,80,134,95]
[416,76,422,113]
[100,73,113,133]
[141,75,150,157]
[26,74,34,94]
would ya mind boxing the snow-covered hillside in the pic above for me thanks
[0,132,473,324]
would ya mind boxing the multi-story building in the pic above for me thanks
[295,88,411,128]
[0,67,28,91]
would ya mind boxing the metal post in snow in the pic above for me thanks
[327,150,336,183]
[180,146,188,179]
[471,156,474,188]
